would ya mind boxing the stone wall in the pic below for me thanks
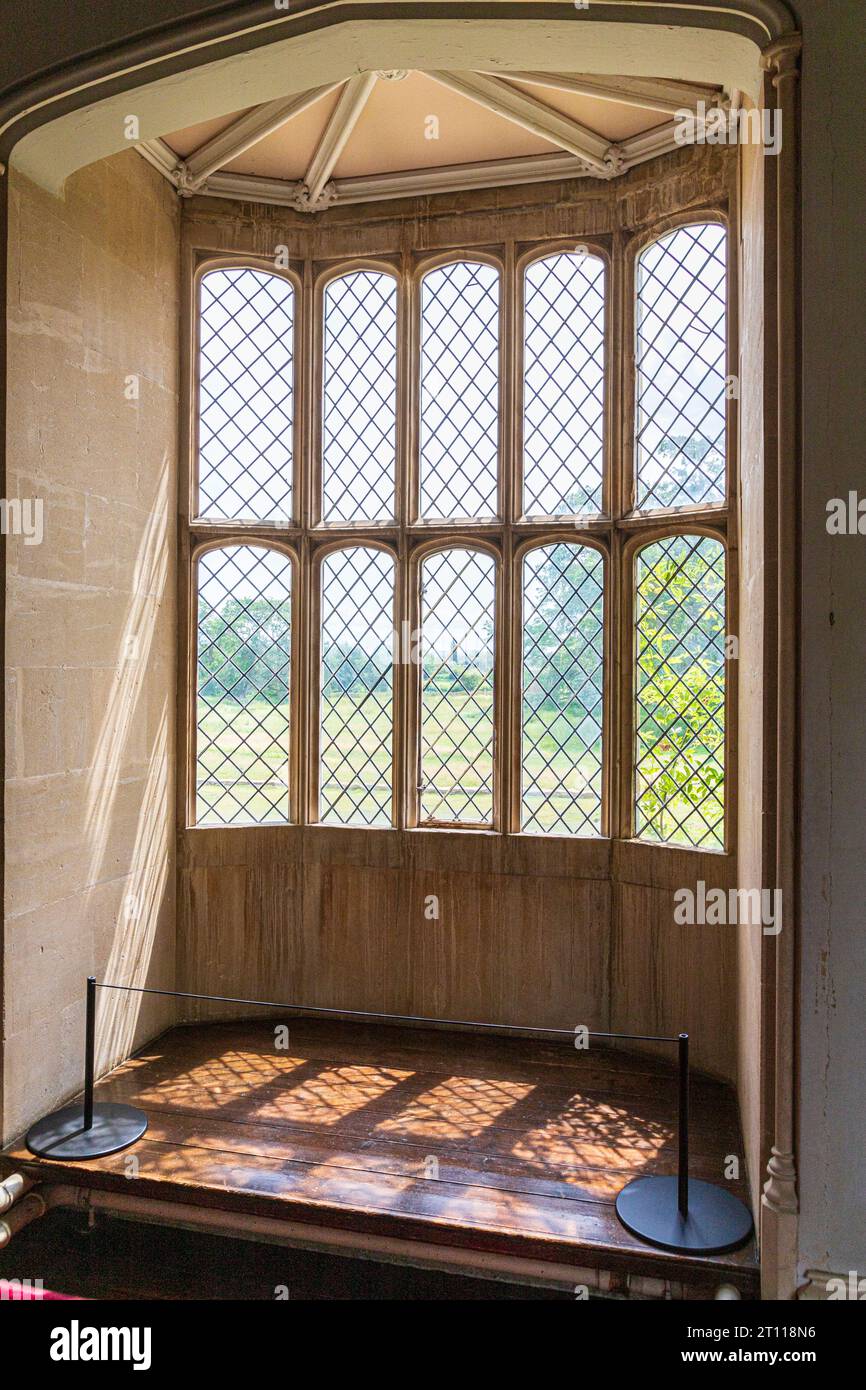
[793,0,866,1283]
[2,150,179,1143]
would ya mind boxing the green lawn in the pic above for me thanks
[320,690,393,827]
[196,694,603,830]
[196,697,291,824]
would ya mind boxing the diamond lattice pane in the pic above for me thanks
[320,547,394,827]
[523,252,605,517]
[322,271,397,522]
[636,223,727,510]
[420,260,500,519]
[419,549,495,825]
[198,268,294,522]
[196,545,292,825]
[521,544,604,835]
[634,534,725,848]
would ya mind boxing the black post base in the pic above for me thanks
[616,1175,753,1255]
[26,1102,147,1160]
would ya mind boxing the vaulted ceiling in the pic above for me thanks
[138,68,727,211]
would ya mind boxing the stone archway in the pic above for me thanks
[0,0,801,1298]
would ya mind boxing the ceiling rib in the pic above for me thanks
[334,150,589,201]
[139,123,685,210]
[620,119,685,166]
[301,71,379,208]
[493,71,721,117]
[179,84,342,190]
[136,67,714,211]
[136,136,179,182]
[204,151,592,208]
[196,110,684,210]
[427,70,614,175]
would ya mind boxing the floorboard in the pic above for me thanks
[5,1019,759,1297]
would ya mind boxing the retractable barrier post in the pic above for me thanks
[25,977,753,1253]
[615,1029,753,1254]
[82,975,96,1133]
[678,1031,689,1221]
[25,977,147,1161]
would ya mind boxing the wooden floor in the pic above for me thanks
[8,1020,758,1297]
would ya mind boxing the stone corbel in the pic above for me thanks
[173,162,203,198]
[601,143,625,178]
[291,180,338,213]
[761,34,802,89]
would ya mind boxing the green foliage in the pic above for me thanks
[523,542,603,721]
[322,639,391,698]
[635,535,725,846]
[196,536,726,845]
[198,595,291,706]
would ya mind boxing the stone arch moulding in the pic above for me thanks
[0,0,801,1299]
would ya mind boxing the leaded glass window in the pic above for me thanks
[198,267,295,522]
[196,544,292,825]
[418,548,496,826]
[319,547,394,827]
[634,534,725,848]
[419,260,500,519]
[523,251,605,517]
[521,544,604,835]
[190,215,731,846]
[322,270,397,522]
[635,224,727,510]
